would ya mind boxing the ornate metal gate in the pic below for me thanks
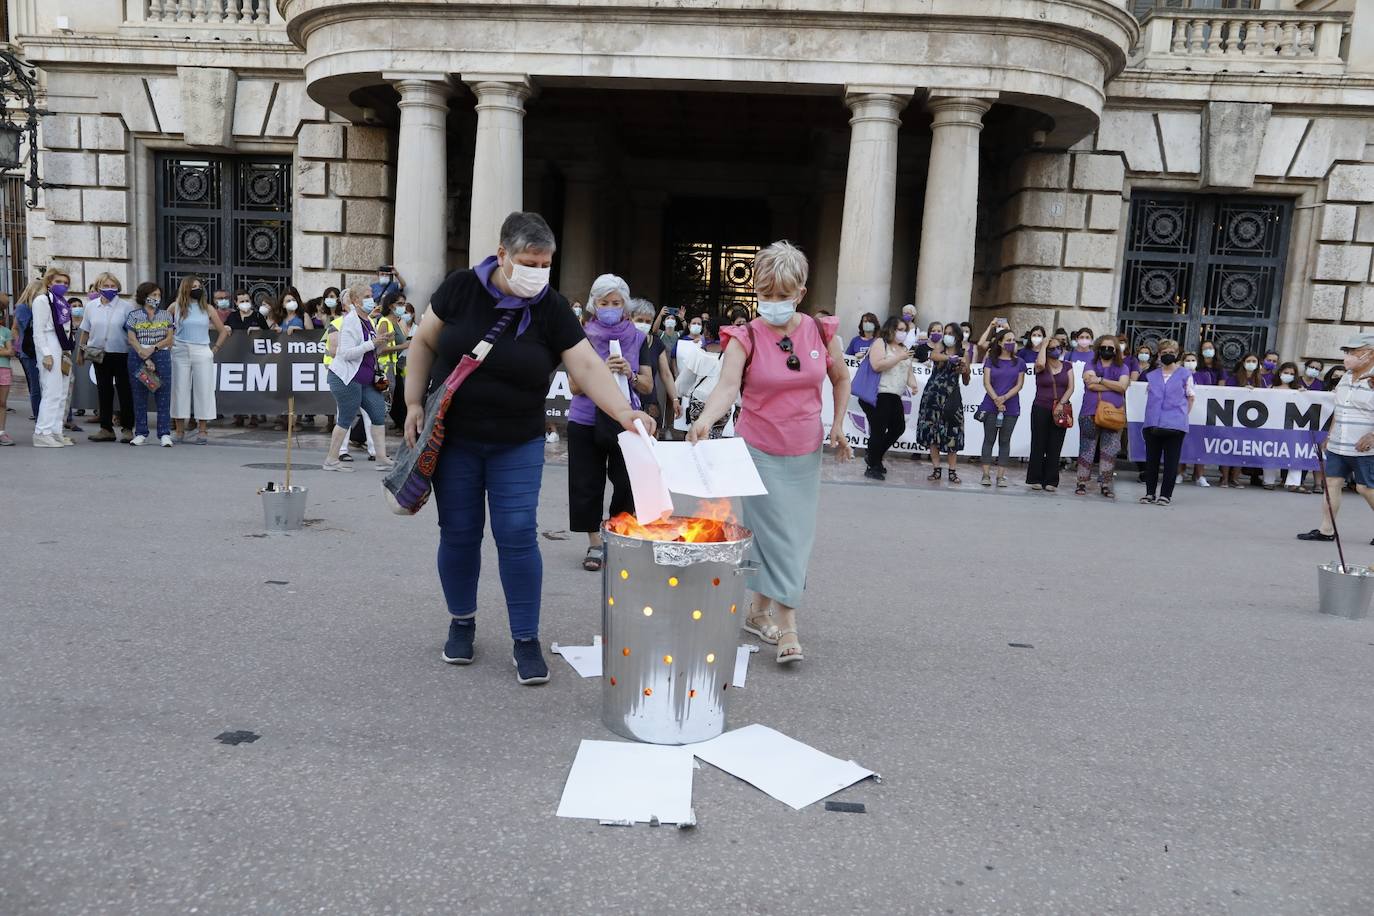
[156,153,291,303]
[665,241,761,320]
[1117,192,1291,366]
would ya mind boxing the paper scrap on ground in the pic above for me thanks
[618,421,674,523]
[654,438,768,498]
[551,639,603,678]
[556,740,695,825]
[730,645,757,688]
[691,724,875,810]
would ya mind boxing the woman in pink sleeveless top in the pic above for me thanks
[687,241,852,665]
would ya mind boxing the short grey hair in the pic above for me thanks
[590,273,630,307]
[630,298,656,320]
[754,240,809,298]
[499,211,557,255]
[344,282,370,305]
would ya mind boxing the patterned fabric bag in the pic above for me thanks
[383,310,516,515]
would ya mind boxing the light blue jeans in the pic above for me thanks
[327,371,386,428]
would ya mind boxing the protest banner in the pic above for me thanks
[71,331,336,415]
[1125,382,1333,471]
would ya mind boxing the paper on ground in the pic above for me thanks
[556,740,695,824]
[617,420,674,522]
[551,639,603,678]
[730,645,756,688]
[691,724,875,810]
[653,438,768,498]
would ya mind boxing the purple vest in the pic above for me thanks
[1143,367,1192,432]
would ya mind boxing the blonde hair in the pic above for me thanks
[344,282,370,307]
[16,277,44,306]
[42,265,72,288]
[753,240,808,299]
[93,272,123,293]
[1158,338,1180,352]
[175,275,207,319]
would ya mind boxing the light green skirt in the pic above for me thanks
[739,444,823,609]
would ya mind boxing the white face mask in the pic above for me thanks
[325,296,338,308]
[378,274,389,285]
[285,301,298,312]
[1183,359,1198,370]
[504,258,550,298]
[757,298,797,327]
[664,318,677,331]
[942,334,956,348]
[1306,366,1321,379]
[1030,335,1043,347]
[689,323,703,336]
[1202,348,1215,358]
[238,302,252,313]
[216,298,230,309]
[257,304,270,316]
[1279,373,1296,384]
[634,321,651,334]
[861,322,876,334]
[1137,353,1151,363]
[1244,361,1258,372]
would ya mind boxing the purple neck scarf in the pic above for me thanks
[48,293,74,352]
[474,255,542,339]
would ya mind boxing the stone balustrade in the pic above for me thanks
[130,0,282,31]
[1135,9,1350,75]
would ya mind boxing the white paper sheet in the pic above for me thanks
[691,724,875,811]
[730,645,756,688]
[556,740,695,824]
[653,438,768,498]
[617,420,675,523]
[608,339,632,405]
[550,639,603,678]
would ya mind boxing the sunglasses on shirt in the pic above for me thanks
[777,336,801,372]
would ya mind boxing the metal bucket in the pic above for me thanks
[260,486,307,533]
[601,521,754,745]
[1317,563,1374,620]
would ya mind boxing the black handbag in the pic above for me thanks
[942,384,964,425]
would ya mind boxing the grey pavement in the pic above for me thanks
[3,409,1374,915]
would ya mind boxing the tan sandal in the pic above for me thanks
[743,613,780,645]
[776,629,804,664]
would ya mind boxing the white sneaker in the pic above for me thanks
[130,435,147,446]
[545,431,559,444]
[160,435,174,447]
[321,460,354,472]
[1196,477,1211,488]
[32,434,63,448]
[61,436,75,446]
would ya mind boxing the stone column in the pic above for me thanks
[913,94,994,332]
[465,74,533,261]
[558,166,600,304]
[834,87,913,332]
[390,77,452,311]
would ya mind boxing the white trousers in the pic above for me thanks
[35,357,69,437]
[171,340,216,420]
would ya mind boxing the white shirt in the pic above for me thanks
[80,296,134,354]
[327,308,378,383]
[674,340,724,404]
[1328,373,1374,457]
[30,292,64,361]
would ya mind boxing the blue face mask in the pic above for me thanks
[361,298,376,315]
[942,334,956,348]
[757,298,796,327]
[596,307,624,327]
[72,306,85,318]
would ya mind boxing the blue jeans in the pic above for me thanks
[327,371,387,428]
[128,350,172,438]
[432,436,546,640]
[18,353,40,418]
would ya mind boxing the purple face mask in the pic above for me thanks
[1047,348,1063,360]
[50,282,69,299]
[99,288,118,302]
[1263,358,1277,370]
[1002,342,1015,354]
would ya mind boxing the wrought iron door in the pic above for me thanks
[156,154,291,304]
[1117,192,1290,367]
[665,241,761,320]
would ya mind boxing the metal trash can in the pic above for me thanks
[1317,563,1374,620]
[601,520,754,745]
[260,486,308,533]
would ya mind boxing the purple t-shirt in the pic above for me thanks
[1081,360,1130,416]
[353,317,376,385]
[978,355,1026,416]
[1191,367,1219,386]
[1034,361,1071,410]
[845,335,874,356]
[1067,349,1095,366]
[1305,378,1326,392]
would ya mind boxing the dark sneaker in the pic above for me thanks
[512,638,550,685]
[1296,529,1336,542]
[442,618,475,665]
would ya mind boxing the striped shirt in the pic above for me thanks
[123,307,174,348]
[1327,373,1374,457]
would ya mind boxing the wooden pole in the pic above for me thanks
[285,395,295,491]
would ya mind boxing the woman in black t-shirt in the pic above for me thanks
[402,212,657,686]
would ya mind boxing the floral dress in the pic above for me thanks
[916,358,964,452]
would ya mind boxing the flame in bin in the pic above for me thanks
[607,500,734,543]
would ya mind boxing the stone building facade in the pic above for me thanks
[6,0,1374,367]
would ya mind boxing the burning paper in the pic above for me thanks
[617,420,675,523]
[607,500,735,543]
